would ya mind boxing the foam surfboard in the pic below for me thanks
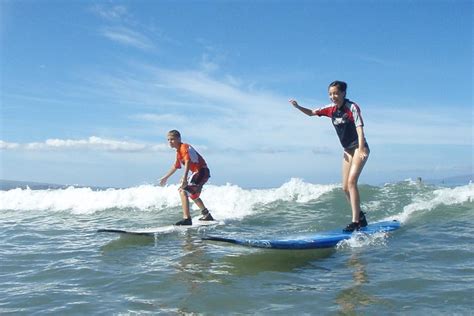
[98,219,219,236]
[202,220,401,249]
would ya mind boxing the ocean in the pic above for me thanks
[1,178,473,315]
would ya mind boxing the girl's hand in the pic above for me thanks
[359,148,369,161]
[289,99,299,107]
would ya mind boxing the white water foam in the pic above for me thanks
[204,178,338,220]
[336,231,389,250]
[394,183,474,223]
[0,178,337,218]
[0,184,180,214]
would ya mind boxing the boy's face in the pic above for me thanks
[167,134,181,149]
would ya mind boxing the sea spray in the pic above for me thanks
[0,178,337,217]
[203,178,338,220]
[0,184,181,214]
[2,179,472,223]
[396,182,474,223]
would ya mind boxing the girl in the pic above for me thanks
[289,81,369,232]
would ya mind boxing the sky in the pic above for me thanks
[0,0,472,188]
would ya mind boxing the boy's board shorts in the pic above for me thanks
[182,167,210,200]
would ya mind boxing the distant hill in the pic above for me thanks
[426,174,473,186]
[0,179,117,190]
[0,179,68,190]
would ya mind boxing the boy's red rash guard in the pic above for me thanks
[174,143,207,173]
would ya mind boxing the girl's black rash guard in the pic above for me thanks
[313,99,367,150]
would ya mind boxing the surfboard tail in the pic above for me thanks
[202,236,240,244]
[97,229,154,236]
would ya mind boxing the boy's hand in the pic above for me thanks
[159,177,167,186]
[180,177,188,189]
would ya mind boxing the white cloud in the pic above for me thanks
[90,4,155,51]
[4,63,470,187]
[74,60,471,159]
[132,113,189,124]
[352,54,400,67]
[100,26,154,51]
[91,4,129,21]
[0,141,19,149]
[365,108,472,146]
[2,137,169,153]
[76,63,339,154]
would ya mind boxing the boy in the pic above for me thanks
[159,130,214,225]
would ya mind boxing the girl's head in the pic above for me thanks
[328,80,347,93]
[328,80,347,107]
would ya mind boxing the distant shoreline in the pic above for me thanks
[1,174,472,191]
[424,174,473,186]
[0,179,112,191]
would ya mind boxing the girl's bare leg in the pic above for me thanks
[342,151,353,204]
[342,148,368,222]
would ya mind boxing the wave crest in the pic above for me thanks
[0,178,337,217]
[396,183,474,223]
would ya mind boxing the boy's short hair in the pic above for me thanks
[168,130,181,138]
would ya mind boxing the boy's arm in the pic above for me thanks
[180,160,191,188]
[159,166,178,186]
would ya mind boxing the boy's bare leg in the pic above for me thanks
[193,197,206,211]
[193,196,213,220]
[179,189,191,219]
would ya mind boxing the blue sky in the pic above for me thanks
[1,0,472,188]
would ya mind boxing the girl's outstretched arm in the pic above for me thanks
[289,99,315,116]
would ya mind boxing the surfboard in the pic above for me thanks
[97,219,219,236]
[202,220,400,249]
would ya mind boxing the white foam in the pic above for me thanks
[203,178,338,220]
[0,178,336,218]
[336,231,389,249]
[395,182,474,223]
[0,184,181,214]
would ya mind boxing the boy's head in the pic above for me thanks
[167,130,181,149]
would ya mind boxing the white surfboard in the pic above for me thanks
[97,219,220,236]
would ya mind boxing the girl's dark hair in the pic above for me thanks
[328,80,347,93]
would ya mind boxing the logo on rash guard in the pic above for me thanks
[333,113,349,125]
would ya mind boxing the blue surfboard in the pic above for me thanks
[203,220,400,249]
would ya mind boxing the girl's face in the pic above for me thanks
[328,86,346,107]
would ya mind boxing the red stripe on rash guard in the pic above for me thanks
[350,102,364,127]
[313,104,337,117]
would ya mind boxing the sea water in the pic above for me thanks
[1,178,473,315]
